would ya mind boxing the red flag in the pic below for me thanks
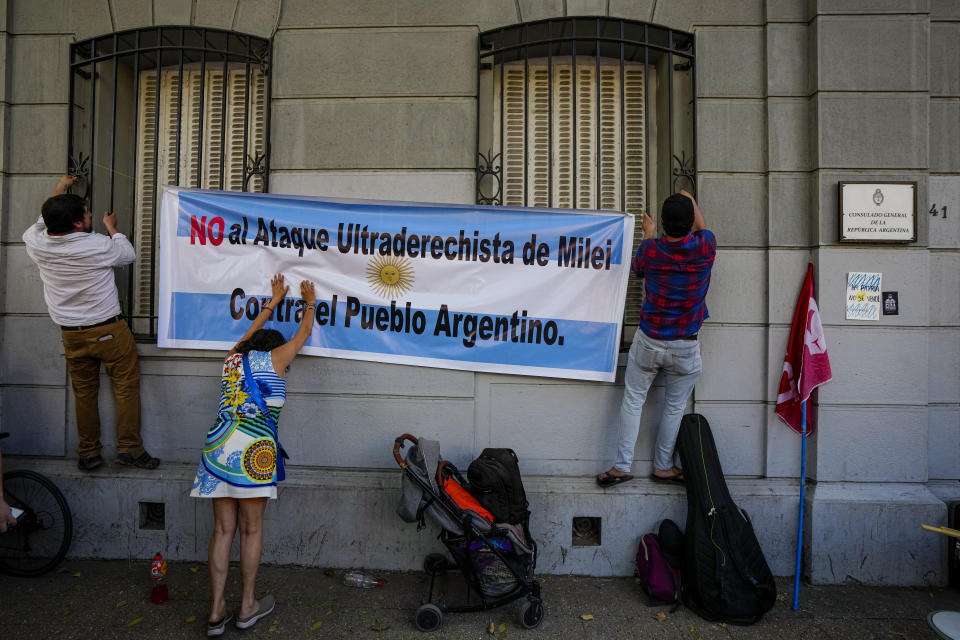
[776,263,832,435]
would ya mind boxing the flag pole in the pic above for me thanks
[792,399,808,611]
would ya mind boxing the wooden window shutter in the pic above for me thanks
[202,69,225,189]
[575,62,596,209]
[598,64,621,211]
[133,70,160,317]
[179,70,203,187]
[225,68,248,191]
[495,65,526,206]
[495,59,644,213]
[527,65,550,207]
[553,64,574,208]
[133,65,267,319]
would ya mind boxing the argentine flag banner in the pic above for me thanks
[157,187,634,382]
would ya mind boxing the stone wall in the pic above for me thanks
[0,0,956,585]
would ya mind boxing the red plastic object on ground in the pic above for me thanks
[150,552,168,604]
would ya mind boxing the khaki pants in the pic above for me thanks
[61,319,142,458]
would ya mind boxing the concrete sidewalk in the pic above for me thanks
[1,560,955,639]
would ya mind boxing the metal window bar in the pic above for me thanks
[620,22,643,211]
[88,58,96,208]
[547,21,553,209]
[523,34,529,207]
[241,52,251,191]
[108,34,118,211]
[262,44,273,193]
[219,47,229,190]
[68,26,272,339]
[174,31,184,186]
[595,19,601,209]
[668,30,674,208]
[572,20,577,208]
[644,24,650,216]
[691,36,698,198]
[124,31,141,324]
[150,34,161,332]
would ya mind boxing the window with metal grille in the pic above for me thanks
[477,18,695,347]
[68,28,271,339]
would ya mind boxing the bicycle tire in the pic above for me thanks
[0,469,73,577]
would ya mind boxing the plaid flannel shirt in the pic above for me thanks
[632,229,716,340]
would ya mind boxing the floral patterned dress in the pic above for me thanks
[190,350,285,499]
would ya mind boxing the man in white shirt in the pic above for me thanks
[23,175,159,471]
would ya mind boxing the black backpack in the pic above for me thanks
[676,413,777,625]
[467,448,530,527]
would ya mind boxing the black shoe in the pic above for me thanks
[77,455,104,471]
[115,451,160,469]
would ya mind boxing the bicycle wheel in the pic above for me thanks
[0,470,73,576]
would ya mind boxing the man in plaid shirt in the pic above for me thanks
[597,190,716,487]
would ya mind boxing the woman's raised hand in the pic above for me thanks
[269,274,289,307]
[300,280,316,305]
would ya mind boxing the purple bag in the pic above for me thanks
[635,532,681,604]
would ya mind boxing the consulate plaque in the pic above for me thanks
[839,182,917,243]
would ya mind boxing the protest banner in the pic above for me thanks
[157,187,634,382]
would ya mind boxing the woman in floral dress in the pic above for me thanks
[190,274,316,635]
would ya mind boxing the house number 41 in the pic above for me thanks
[929,204,948,219]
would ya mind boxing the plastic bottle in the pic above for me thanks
[150,552,168,604]
[343,571,382,588]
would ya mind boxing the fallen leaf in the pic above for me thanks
[488,622,495,634]
[63,610,72,616]
[189,566,199,573]
[185,615,196,623]
[328,585,334,590]
[655,612,667,622]
[310,620,323,631]
[128,616,144,626]
[72,572,81,577]
[499,622,506,632]
[581,614,594,621]
[116,600,127,608]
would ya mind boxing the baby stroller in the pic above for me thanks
[393,434,544,631]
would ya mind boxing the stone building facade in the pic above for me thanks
[1,0,958,585]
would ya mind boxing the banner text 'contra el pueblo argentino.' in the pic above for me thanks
[158,187,634,382]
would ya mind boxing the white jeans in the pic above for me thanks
[614,328,702,473]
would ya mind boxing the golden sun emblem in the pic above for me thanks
[366,255,415,298]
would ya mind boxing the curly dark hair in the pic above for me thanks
[235,329,286,355]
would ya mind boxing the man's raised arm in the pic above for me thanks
[680,189,706,232]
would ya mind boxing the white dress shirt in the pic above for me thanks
[23,216,136,327]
